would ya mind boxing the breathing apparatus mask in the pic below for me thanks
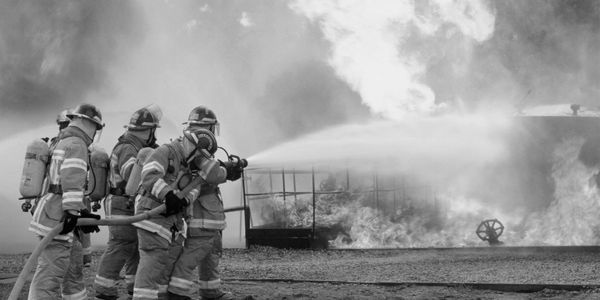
[182,128,218,169]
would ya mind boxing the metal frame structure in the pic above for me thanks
[241,167,436,249]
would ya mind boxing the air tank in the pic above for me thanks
[19,139,50,199]
[125,147,155,196]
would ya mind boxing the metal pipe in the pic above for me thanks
[242,171,250,248]
[222,278,596,293]
[224,206,247,213]
[293,169,297,202]
[269,169,274,221]
[282,168,287,228]
[312,167,316,239]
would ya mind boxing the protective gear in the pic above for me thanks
[95,132,146,299]
[168,231,228,299]
[82,235,92,268]
[163,191,188,217]
[78,209,101,233]
[167,291,191,299]
[133,228,183,300]
[147,127,158,147]
[87,146,110,202]
[125,104,163,131]
[132,139,201,300]
[67,103,105,130]
[57,109,72,130]
[28,125,93,298]
[60,211,79,235]
[19,139,50,199]
[28,237,87,300]
[184,106,220,135]
[183,127,218,160]
[30,126,92,239]
[167,150,229,299]
[125,147,155,196]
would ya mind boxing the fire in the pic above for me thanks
[514,138,600,246]
[247,137,600,248]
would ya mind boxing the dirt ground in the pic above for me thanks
[3,246,600,299]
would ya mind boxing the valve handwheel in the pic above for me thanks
[476,219,504,242]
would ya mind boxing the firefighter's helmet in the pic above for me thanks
[183,127,218,156]
[67,104,104,130]
[184,106,219,134]
[125,104,162,130]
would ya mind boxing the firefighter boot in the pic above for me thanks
[201,291,234,300]
[94,295,118,300]
[167,291,191,300]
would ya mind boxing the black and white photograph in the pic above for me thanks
[0,0,599,299]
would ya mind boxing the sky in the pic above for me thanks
[0,0,598,253]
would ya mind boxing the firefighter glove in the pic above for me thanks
[77,209,101,233]
[162,190,188,216]
[60,211,79,235]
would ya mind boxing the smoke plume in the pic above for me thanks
[0,0,143,138]
[291,0,496,119]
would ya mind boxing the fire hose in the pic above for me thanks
[8,174,204,300]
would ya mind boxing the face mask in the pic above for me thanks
[147,128,157,147]
[93,128,103,144]
[58,122,69,131]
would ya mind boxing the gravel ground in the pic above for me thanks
[222,246,600,284]
[2,246,600,299]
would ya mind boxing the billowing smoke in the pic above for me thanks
[291,0,495,119]
[245,0,600,248]
[0,1,598,252]
[0,0,143,138]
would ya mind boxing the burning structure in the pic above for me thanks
[242,104,600,249]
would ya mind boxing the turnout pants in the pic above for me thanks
[94,228,139,298]
[133,229,183,300]
[168,230,223,298]
[95,195,140,298]
[28,236,87,300]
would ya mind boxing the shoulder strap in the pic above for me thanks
[112,134,144,153]
[164,142,186,175]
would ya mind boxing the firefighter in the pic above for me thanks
[95,105,163,300]
[51,109,94,268]
[132,126,221,300]
[55,109,95,268]
[167,106,242,300]
[28,104,103,300]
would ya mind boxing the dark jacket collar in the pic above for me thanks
[119,132,146,149]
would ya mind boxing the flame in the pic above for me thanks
[247,137,600,248]
[513,138,600,246]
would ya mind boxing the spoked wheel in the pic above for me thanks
[476,219,504,244]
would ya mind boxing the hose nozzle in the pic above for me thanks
[229,154,248,169]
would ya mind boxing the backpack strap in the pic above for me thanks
[112,134,144,153]
[164,142,185,175]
